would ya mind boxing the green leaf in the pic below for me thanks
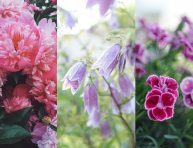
[0,124,30,144]
[164,134,179,140]
[4,107,32,124]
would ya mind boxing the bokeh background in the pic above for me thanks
[136,0,193,147]
[57,0,135,147]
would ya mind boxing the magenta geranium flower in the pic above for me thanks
[180,77,193,108]
[146,75,179,97]
[145,75,179,121]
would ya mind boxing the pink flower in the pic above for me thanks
[146,75,179,97]
[51,0,57,5]
[180,77,193,108]
[0,0,28,19]
[30,80,56,118]
[145,89,176,121]
[3,96,31,113]
[0,12,40,72]
[145,75,179,121]
[139,19,170,48]
[12,84,31,98]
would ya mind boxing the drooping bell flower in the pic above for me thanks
[92,44,121,79]
[83,81,100,128]
[119,74,134,97]
[180,77,193,108]
[86,0,114,15]
[121,98,135,114]
[66,13,75,29]
[145,75,179,121]
[100,121,111,138]
[110,84,122,115]
[62,61,86,95]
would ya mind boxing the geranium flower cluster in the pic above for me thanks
[145,75,179,121]
[63,44,135,128]
[0,0,56,147]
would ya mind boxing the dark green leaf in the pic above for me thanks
[4,107,32,124]
[0,124,30,144]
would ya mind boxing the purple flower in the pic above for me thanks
[139,19,170,48]
[100,121,111,138]
[109,15,119,28]
[86,0,114,15]
[180,77,193,108]
[83,81,100,127]
[110,84,122,115]
[121,98,135,114]
[92,44,121,78]
[119,74,134,97]
[118,52,126,73]
[66,13,75,29]
[62,62,86,95]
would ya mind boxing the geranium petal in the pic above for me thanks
[152,108,167,121]
[161,93,176,107]
[145,95,159,109]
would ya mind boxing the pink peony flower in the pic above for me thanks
[3,96,31,113]
[0,12,40,72]
[51,0,57,5]
[180,77,193,108]
[12,84,31,98]
[145,75,179,121]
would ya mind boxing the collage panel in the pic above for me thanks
[136,0,193,147]
[57,0,135,147]
[0,0,56,148]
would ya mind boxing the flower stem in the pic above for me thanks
[102,76,135,148]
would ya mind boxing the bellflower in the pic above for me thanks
[62,61,87,95]
[119,74,134,97]
[83,81,100,127]
[92,44,121,79]
[100,121,111,138]
[180,77,193,108]
[86,0,114,15]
